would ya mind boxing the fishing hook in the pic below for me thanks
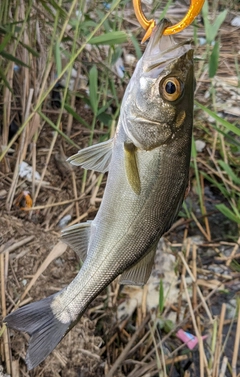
[133,0,205,43]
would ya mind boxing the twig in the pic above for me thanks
[22,196,85,210]
[226,236,240,267]
[1,253,11,374]
[0,236,35,255]
[192,244,197,311]
[6,89,34,211]
[213,304,226,377]
[197,157,240,193]
[182,275,210,377]
[191,211,211,242]
[32,123,59,206]
[15,241,68,303]
[71,171,80,219]
[49,202,74,230]
[177,239,191,323]
[200,173,211,240]
[219,356,228,377]
[232,304,240,377]
[179,252,213,323]
[105,314,150,377]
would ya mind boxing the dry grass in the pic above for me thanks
[0,1,240,376]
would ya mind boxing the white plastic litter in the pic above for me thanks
[195,139,206,152]
[58,215,72,229]
[231,16,240,27]
[19,161,41,182]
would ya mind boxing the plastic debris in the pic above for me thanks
[0,189,7,199]
[198,37,206,45]
[58,215,72,229]
[19,161,41,181]
[231,16,240,27]
[195,139,206,152]
[19,161,49,186]
[124,53,136,66]
[113,57,125,78]
[176,329,208,350]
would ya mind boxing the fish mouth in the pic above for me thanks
[143,19,192,72]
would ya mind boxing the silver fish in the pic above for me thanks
[5,19,194,370]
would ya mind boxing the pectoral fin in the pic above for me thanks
[124,142,141,195]
[67,138,113,173]
[61,222,91,261]
[119,242,157,286]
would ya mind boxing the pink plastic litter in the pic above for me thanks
[176,329,208,350]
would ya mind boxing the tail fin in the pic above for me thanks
[5,294,70,370]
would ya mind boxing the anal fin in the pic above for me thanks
[61,222,91,261]
[119,242,157,286]
[67,138,113,173]
[124,142,141,195]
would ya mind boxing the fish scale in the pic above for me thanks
[5,19,194,370]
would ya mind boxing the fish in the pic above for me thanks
[5,19,194,370]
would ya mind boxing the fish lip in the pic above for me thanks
[142,19,193,72]
[147,19,172,51]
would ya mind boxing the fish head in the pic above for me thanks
[123,19,194,150]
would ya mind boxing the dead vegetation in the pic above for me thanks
[0,1,240,376]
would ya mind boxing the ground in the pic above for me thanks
[0,1,240,376]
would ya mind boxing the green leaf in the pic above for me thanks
[38,110,80,149]
[216,204,240,224]
[202,1,211,43]
[201,172,229,198]
[37,0,55,18]
[0,26,39,57]
[20,41,39,57]
[195,101,240,137]
[111,46,122,65]
[206,123,240,147]
[44,0,68,18]
[163,319,174,333]
[210,10,228,43]
[0,66,13,92]
[0,50,29,67]
[130,34,142,60]
[209,40,219,78]
[201,0,209,19]
[54,41,62,77]
[89,31,128,46]
[159,0,173,21]
[97,100,113,116]
[97,112,112,126]
[202,1,227,44]
[110,0,122,10]
[64,103,90,128]
[191,135,197,158]
[159,279,164,314]
[89,65,98,115]
[109,77,119,106]
[218,160,240,185]
[71,19,96,30]
[0,33,11,53]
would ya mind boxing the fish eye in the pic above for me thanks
[160,77,182,102]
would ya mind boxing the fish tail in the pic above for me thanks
[5,294,70,370]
